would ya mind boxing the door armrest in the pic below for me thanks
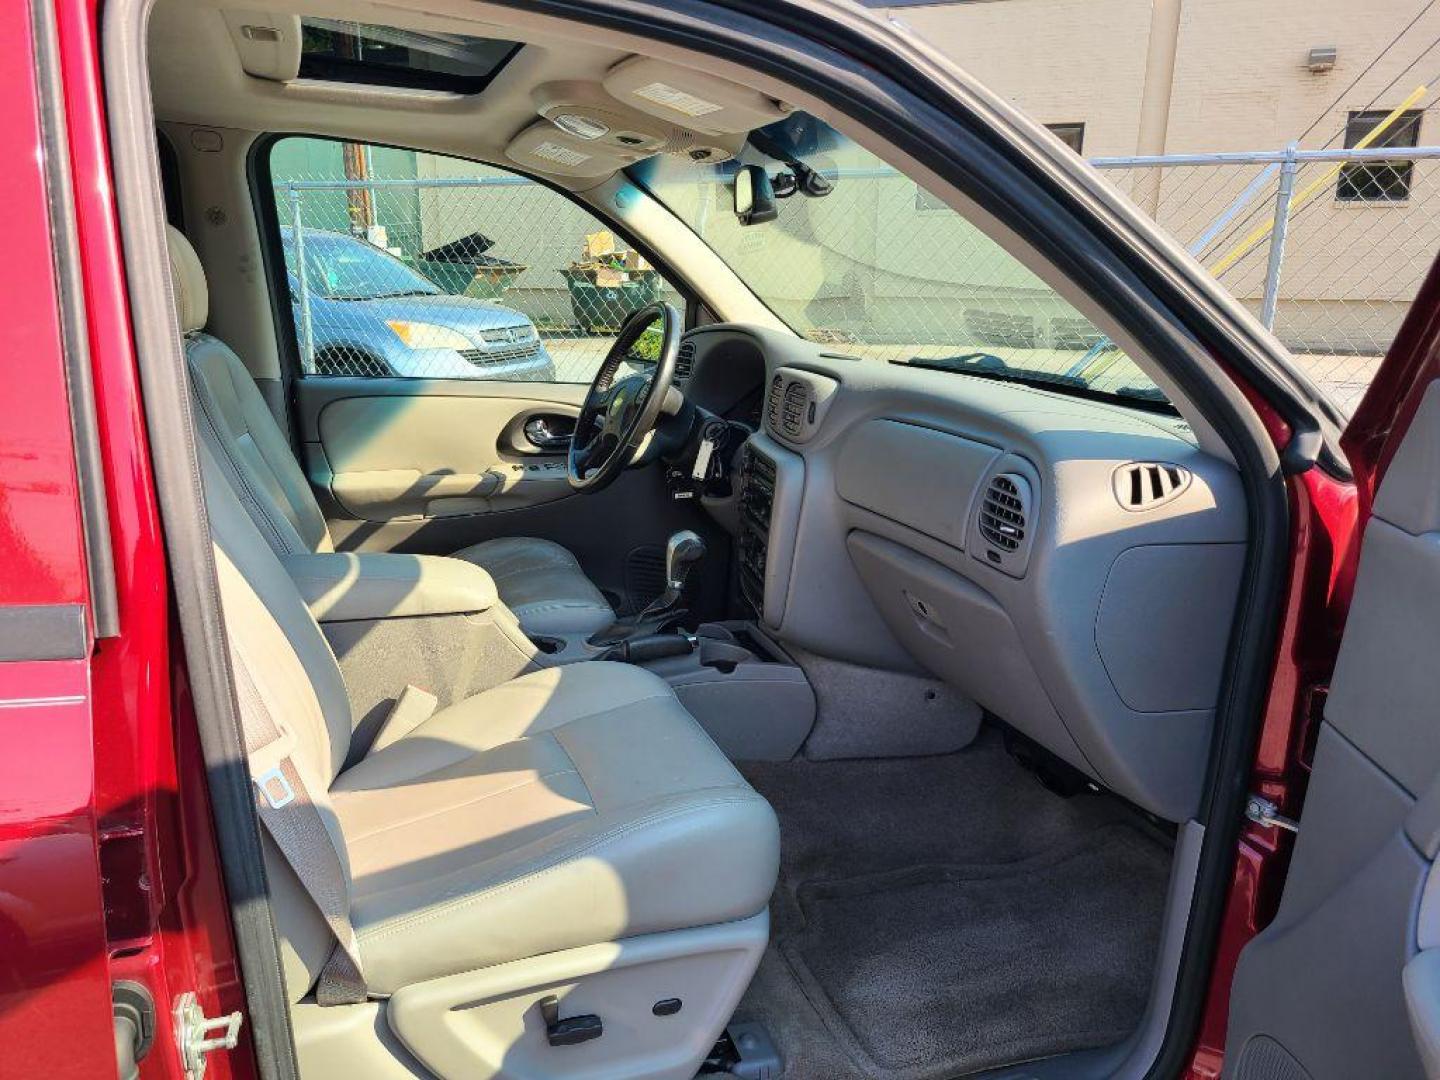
[281,552,499,623]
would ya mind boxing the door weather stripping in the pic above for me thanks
[1245,794,1299,833]
[174,992,244,1079]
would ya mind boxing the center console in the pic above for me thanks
[737,445,777,617]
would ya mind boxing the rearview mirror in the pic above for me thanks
[734,165,779,226]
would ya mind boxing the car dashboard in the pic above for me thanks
[680,323,1247,823]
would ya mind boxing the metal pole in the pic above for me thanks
[1260,142,1298,331]
[289,184,316,371]
[1090,145,1440,168]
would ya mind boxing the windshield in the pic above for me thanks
[283,230,441,301]
[633,115,1169,411]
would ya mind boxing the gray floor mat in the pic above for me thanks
[737,730,1172,1079]
[781,826,1168,1079]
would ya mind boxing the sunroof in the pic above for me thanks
[298,19,522,94]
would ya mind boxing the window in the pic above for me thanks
[297,19,520,93]
[157,130,184,230]
[265,137,681,383]
[917,123,1083,209]
[1046,123,1085,155]
[634,114,1167,411]
[1338,109,1422,202]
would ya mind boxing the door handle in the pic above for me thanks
[523,416,574,451]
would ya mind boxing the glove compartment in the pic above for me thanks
[845,529,1095,779]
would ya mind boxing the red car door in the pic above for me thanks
[0,3,260,1078]
[0,3,113,1075]
[1216,253,1440,1077]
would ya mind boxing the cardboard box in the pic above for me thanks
[594,267,627,287]
[623,250,650,272]
[583,230,617,260]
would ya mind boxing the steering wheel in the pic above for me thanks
[568,301,683,493]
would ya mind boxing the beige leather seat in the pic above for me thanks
[169,226,615,637]
[202,438,779,1077]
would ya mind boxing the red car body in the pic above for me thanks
[3,3,1437,1078]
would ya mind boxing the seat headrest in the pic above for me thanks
[166,224,209,333]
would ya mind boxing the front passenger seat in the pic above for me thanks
[168,225,616,638]
[200,437,779,1077]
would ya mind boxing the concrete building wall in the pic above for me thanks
[884,0,1432,156]
[887,0,1155,157]
[878,0,1440,361]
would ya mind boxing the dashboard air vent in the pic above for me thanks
[675,339,695,381]
[978,473,1029,552]
[766,374,785,431]
[765,367,838,444]
[1114,462,1192,511]
[780,380,810,439]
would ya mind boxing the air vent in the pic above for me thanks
[780,380,810,439]
[765,367,838,443]
[675,339,695,381]
[1113,462,1192,511]
[978,474,1029,552]
[766,373,785,431]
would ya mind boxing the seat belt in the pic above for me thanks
[368,684,438,757]
[229,639,368,1006]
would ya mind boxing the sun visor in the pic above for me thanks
[604,56,789,136]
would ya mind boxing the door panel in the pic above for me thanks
[294,377,729,615]
[1224,381,1440,1079]
[311,386,582,520]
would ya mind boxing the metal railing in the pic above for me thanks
[1092,145,1440,411]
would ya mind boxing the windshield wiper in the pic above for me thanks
[1115,385,1168,403]
[892,353,1179,415]
[893,352,1088,390]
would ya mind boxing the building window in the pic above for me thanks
[1338,109,1422,202]
[1046,122,1086,154]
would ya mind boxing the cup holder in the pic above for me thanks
[530,635,565,655]
[697,639,752,673]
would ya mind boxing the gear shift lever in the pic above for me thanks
[660,530,706,609]
[588,530,706,646]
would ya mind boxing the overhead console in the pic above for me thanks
[505,57,788,179]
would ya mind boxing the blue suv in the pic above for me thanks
[281,227,555,381]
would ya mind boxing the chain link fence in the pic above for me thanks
[272,171,680,384]
[1094,145,1440,412]
[271,143,1440,413]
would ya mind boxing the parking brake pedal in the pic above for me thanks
[700,1021,783,1078]
[537,995,603,1047]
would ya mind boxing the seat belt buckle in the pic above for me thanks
[249,720,300,809]
[254,766,296,810]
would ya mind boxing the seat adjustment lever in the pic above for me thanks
[537,995,603,1047]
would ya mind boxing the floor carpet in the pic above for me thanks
[737,729,1172,1079]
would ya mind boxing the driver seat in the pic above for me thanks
[167,226,614,637]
